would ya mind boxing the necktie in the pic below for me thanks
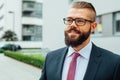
[67,52,80,80]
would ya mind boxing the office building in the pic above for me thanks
[0,0,43,48]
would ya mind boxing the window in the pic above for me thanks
[22,11,33,17]
[22,1,42,18]
[23,1,35,9]
[22,1,35,17]
[34,3,42,18]
[116,20,120,32]
[114,12,120,35]
[92,16,102,36]
[22,25,42,41]
[23,36,31,41]
[22,25,35,35]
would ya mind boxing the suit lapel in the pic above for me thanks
[83,44,102,80]
[55,47,68,80]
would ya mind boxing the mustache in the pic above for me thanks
[66,27,80,34]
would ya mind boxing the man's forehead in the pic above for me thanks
[67,8,92,19]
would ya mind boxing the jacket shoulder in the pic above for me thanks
[93,44,120,60]
[46,47,68,57]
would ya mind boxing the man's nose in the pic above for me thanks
[70,21,78,28]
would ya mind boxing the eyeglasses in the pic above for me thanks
[63,17,94,26]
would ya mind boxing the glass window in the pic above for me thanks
[114,12,120,35]
[34,25,42,41]
[22,11,33,17]
[23,1,35,8]
[22,25,35,35]
[116,20,120,32]
[92,16,102,35]
[22,1,35,17]
[22,25,42,41]
[22,2,42,18]
[34,3,42,18]
[23,36,31,41]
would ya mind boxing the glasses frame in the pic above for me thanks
[63,17,94,26]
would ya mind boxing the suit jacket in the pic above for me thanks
[40,44,120,80]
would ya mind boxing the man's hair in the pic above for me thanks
[71,1,96,21]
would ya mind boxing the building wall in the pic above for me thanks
[22,0,43,41]
[43,0,69,50]
[102,13,113,36]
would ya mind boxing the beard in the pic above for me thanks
[64,27,91,47]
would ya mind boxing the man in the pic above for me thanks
[40,1,120,80]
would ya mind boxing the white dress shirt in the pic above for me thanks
[62,41,92,80]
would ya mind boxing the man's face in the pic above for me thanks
[64,8,95,47]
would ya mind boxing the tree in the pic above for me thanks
[2,30,18,41]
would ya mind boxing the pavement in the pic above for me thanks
[0,54,41,80]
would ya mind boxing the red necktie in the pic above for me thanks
[67,52,80,80]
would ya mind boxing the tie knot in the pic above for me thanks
[72,52,80,59]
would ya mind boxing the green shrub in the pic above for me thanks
[0,49,5,53]
[4,51,45,68]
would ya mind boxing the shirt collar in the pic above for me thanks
[67,41,92,60]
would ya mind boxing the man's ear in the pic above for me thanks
[91,22,97,33]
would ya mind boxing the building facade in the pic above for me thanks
[0,0,43,48]
[43,0,120,54]
[22,0,43,41]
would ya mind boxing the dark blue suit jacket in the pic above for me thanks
[40,44,120,80]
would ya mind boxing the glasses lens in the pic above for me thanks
[76,19,85,26]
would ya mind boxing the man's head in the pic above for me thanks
[64,1,97,47]
[71,1,96,21]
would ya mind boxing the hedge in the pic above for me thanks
[0,49,4,53]
[4,51,45,68]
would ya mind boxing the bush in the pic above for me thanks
[0,49,5,53]
[4,51,45,68]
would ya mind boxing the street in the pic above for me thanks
[0,54,41,80]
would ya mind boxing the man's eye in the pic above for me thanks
[67,19,72,22]
[77,19,84,22]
